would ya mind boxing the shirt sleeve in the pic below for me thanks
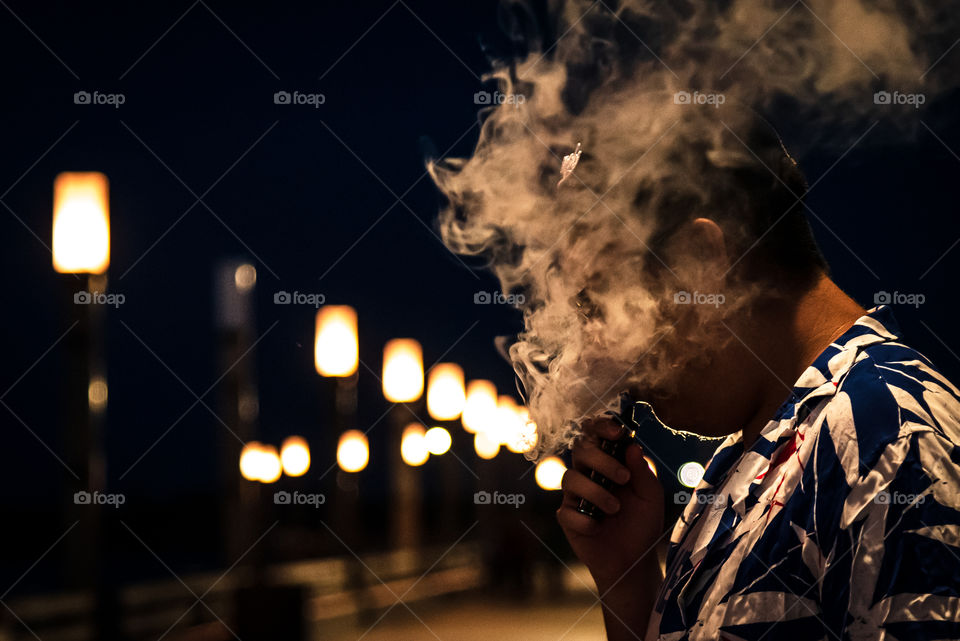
[819,429,960,640]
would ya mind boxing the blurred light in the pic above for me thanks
[280,436,311,477]
[644,456,658,477]
[426,363,465,420]
[234,264,257,292]
[424,426,452,455]
[678,461,705,488]
[337,430,369,473]
[495,395,523,446]
[239,442,265,481]
[401,423,429,466]
[88,376,108,411]
[473,431,500,459]
[462,380,497,434]
[315,306,358,377]
[382,339,423,402]
[259,445,283,483]
[240,441,282,483]
[52,172,110,274]
[535,456,566,491]
[506,408,538,454]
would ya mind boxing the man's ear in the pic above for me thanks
[663,217,731,292]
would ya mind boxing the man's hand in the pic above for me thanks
[557,415,665,640]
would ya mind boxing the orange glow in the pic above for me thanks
[462,380,497,434]
[314,306,358,377]
[535,456,566,491]
[424,426,452,455]
[401,423,429,466]
[239,441,282,483]
[474,430,500,459]
[337,430,369,473]
[426,363,465,420]
[280,436,311,477]
[382,339,423,402]
[52,172,110,274]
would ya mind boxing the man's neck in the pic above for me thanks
[739,273,866,448]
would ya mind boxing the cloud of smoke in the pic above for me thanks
[429,0,957,459]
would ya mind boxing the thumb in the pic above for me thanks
[625,443,660,497]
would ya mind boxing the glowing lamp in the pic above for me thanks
[426,363,465,420]
[424,426,452,455]
[259,445,283,483]
[462,380,497,434]
[382,339,423,402]
[474,431,499,459]
[337,430,369,473]
[678,461,705,488]
[535,456,566,491]
[234,264,256,292]
[280,436,311,477]
[401,423,429,466]
[52,172,110,274]
[314,306,358,377]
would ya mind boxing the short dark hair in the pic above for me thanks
[640,110,828,289]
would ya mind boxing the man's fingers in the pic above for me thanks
[580,416,626,441]
[571,441,631,484]
[561,468,621,515]
[557,504,600,536]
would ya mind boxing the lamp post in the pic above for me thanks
[53,171,116,639]
[426,363,464,539]
[382,339,423,551]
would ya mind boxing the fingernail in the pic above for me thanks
[617,468,630,483]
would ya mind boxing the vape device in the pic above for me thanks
[576,391,660,520]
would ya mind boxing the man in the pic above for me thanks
[556,137,960,639]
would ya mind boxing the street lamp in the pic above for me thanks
[280,436,310,477]
[426,363,465,421]
[462,379,497,434]
[337,430,369,473]
[382,339,423,403]
[424,426,452,455]
[401,423,429,467]
[52,172,110,274]
[314,306,358,377]
[535,456,566,491]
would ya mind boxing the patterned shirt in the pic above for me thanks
[648,306,960,641]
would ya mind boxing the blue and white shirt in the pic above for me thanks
[648,306,960,641]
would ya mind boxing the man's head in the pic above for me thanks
[431,91,830,456]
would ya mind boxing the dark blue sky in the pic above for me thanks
[2,0,958,514]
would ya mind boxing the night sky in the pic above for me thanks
[2,0,958,588]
